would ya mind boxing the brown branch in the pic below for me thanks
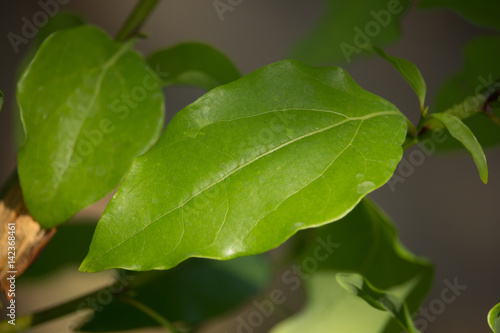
[0,174,56,302]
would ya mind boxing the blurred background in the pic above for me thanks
[1,1,499,332]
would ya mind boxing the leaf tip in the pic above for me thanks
[481,170,488,184]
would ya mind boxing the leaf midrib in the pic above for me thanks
[94,110,401,262]
[49,42,131,201]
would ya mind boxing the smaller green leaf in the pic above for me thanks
[419,0,500,31]
[147,42,240,90]
[371,46,426,110]
[17,25,165,227]
[489,302,500,333]
[336,273,419,333]
[429,113,488,183]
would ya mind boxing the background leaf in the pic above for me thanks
[429,113,488,183]
[372,45,426,110]
[80,256,271,332]
[336,273,419,333]
[291,0,411,64]
[17,25,165,228]
[271,199,433,333]
[488,302,500,333]
[81,60,407,272]
[0,91,3,111]
[147,42,241,90]
[21,223,96,278]
[12,12,85,149]
[429,35,500,148]
[419,0,500,31]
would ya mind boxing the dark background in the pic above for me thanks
[1,1,499,332]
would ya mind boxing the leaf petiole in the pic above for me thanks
[116,0,161,42]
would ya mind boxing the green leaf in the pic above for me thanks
[0,91,3,111]
[271,199,433,333]
[80,256,271,331]
[17,25,165,228]
[371,45,426,110]
[336,273,419,333]
[489,302,500,333]
[147,42,241,90]
[419,0,500,31]
[429,113,488,183]
[80,60,407,272]
[291,0,411,65]
[13,12,86,149]
[430,35,500,148]
[35,12,86,49]
[21,223,96,278]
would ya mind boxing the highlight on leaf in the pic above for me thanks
[489,302,500,333]
[80,60,407,273]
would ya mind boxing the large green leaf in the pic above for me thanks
[13,12,85,148]
[291,0,411,64]
[372,45,426,110]
[80,60,407,272]
[80,256,271,332]
[429,35,500,148]
[147,42,241,90]
[419,0,500,31]
[429,113,488,183]
[17,26,165,228]
[489,302,500,333]
[337,273,419,333]
[271,199,433,333]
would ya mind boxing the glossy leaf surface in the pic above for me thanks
[430,113,488,183]
[147,42,241,90]
[291,0,411,64]
[81,60,406,272]
[17,26,165,228]
[271,199,432,333]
